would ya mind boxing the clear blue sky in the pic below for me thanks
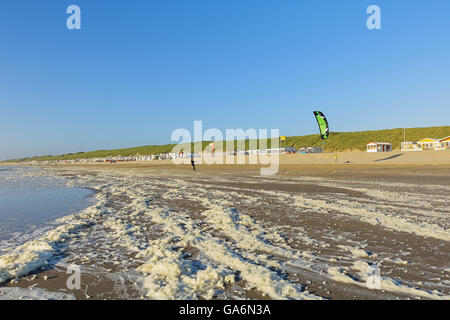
[1,0,449,160]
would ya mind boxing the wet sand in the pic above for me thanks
[1,153,449,300]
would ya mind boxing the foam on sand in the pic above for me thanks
[328,261,450,300]
[0,195,108,284]
[1,166,448,300]
[220,178,450,241]
[113,201,319,300]
[0,287,76,300]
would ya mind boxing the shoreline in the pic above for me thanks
[3,151,449,186]
[2,150,450,167]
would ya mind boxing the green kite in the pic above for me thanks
[313,111,329,140]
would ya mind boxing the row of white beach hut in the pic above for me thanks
[367,136,450,152]
[27,147,303,165]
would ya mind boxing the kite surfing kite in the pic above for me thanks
[313,111,329,140]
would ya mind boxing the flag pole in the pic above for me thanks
[403,128,406,151]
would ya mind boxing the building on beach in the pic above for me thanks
[401,142,423,152]
[416,138,443,151]
[401,137,450,151]
[366,142,392,153]
[439,136,450,149]
[298,147,323,154]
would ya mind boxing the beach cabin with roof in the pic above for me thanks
[367,142,392,153]
[402,136,450,151]
[416,138,442,151]
[401,141,422,152]
[439,136,450,149]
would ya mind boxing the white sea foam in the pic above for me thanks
[216,182,450,241]
[1,167,448,299]
[0,287,76,300]
[328,261,450,300]
[0,195,108,284]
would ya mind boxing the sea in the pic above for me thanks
[0,166,94,251]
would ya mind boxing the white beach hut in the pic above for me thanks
[367,142,392,153]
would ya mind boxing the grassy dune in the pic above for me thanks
[7,126,449,162]
[285,126,449,152]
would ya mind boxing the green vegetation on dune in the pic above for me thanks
[284,126,450,152]
[6,126,449,162]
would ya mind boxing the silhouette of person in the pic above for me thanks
[191,154,197,171]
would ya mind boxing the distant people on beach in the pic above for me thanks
[191,154,197,171]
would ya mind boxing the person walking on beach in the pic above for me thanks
[191,154,197,171]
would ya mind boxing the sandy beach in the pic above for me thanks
[0,151,449,300]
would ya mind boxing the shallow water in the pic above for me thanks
[0,166,93,245]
